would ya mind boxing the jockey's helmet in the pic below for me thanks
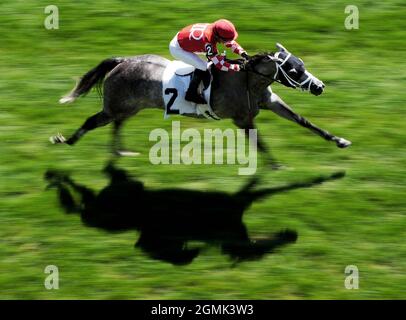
[213,19,238,41]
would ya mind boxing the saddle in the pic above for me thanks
[161,61,220,120]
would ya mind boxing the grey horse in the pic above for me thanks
[51,43,351,165]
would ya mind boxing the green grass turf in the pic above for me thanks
[0,0,405,299]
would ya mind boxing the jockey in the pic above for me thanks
[169,19,250,104]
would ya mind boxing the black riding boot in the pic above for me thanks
[185,69,207,104]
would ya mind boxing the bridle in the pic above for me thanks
[272,52,321,91]
[246,53,322,92]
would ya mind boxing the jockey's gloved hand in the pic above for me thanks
[241,52,250,60]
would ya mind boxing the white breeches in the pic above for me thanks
[169,34,208,71]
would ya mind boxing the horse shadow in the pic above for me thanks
[44,163,344,265]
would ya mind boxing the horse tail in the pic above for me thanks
[59,57,125,104]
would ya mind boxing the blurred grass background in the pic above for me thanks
[0,0,405,299]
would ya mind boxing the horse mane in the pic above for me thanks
[249,52,275,64]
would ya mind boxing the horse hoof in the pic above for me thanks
[59,96,76,104]
[335,137,352,148]
[115,150,140,157]
[50,133,66,144]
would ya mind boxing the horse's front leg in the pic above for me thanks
[259,89,351,148]
[233,117,281,170]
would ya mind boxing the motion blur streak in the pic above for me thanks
[0,1,405,299]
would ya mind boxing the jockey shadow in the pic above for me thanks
[44,163,345,266]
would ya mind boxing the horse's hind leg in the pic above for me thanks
[112,119,124,154]
[51,111,113,145]
[111,119,140,156]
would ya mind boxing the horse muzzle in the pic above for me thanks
[310,81,325,96]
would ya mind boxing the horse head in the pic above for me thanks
[247,43,325,96]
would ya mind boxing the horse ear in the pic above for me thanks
[276,43,288,52]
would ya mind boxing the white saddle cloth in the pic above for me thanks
[162,60,220,120]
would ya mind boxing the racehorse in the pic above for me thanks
[51,43,351,166]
